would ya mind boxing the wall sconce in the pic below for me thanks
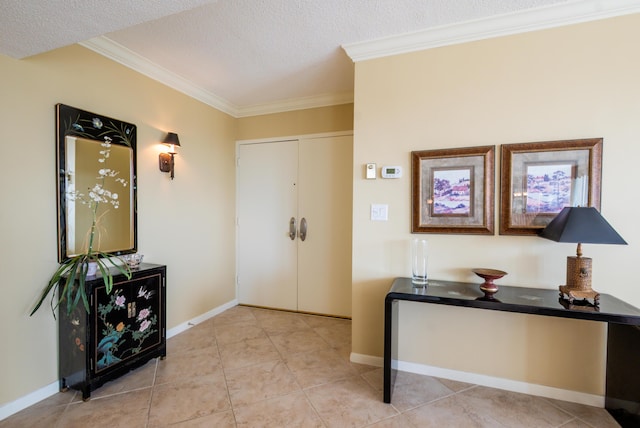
[159,132,181,180]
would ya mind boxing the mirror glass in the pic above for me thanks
[57,104,137,262]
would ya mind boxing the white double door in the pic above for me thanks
[237,134,352,317]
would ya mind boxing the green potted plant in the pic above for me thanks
[31,135,131,317]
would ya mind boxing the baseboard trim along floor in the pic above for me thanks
[349,352,603,408]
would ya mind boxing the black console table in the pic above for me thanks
[384,277,640,426]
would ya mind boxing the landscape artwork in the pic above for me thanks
[525,162,575,214]
[431,167,473,216]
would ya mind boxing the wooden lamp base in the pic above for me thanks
[559,255,600,305]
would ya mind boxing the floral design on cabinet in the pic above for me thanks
[94,282,160,371]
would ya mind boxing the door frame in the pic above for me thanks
[235,131,354,308]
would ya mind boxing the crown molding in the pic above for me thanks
[81,36,240,116]
[81,1,640,116]
[342,0,640,62]
[81,36,353,118]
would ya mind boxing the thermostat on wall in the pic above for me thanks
[381,166,402,178]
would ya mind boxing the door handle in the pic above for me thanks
[299,217,307,241]
[289,217,297,240]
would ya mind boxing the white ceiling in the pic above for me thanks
[2,0,639,117]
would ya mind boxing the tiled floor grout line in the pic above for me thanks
[557,416,581,427]
[144,357,159,428]
[3,306,621,427]
[261,309,352,427]
[398,387,461,414]
[240,313,330,426]
[55,389,79,428]
[214,329,236,422]
[541,395,586,424]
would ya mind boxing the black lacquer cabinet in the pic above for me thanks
[58,263,166,400]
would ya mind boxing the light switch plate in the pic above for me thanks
[371,204,388,221]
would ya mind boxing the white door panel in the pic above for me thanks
[237,141,298,311]
[297,136,352,317]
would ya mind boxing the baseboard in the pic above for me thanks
[0,299,238,422]
[350,353,604,408]
[166,299,238,338]
[0,381,59,422]
[350,352,384,367]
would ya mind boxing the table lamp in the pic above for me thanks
[539,206,627,305]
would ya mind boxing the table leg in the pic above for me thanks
[383,298,398,403]
[606,323,640,426]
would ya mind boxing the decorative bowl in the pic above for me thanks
[123,253,144,268]
[472,268,507,298]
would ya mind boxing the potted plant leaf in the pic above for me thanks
[31,133,131,317]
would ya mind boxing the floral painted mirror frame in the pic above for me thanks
[56,104,137,262]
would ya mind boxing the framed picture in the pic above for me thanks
[411,146,495,234]
[499,138,602,235]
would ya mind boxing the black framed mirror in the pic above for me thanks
[56,104,137,262]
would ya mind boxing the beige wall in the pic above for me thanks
[0,44,238,404]
[236,104,353,140]
[0,44,353,408]
[352,14,640,396]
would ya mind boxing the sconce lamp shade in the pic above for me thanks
[159,132,181,180]
[539,206,626,305]
[539,207,627,245]
[163,132,181,149]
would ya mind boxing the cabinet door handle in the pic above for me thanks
[299,217,307,241]
[289,217,297,240]
[128,302,136,318]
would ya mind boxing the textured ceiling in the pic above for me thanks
[2,0,638,115]
[103,0,569,108]
[0,0,216,58]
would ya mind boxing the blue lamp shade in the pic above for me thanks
[539,207,627,245]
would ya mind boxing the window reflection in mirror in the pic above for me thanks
[65,136,134,256]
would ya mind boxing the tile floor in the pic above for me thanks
[1,305,621,427]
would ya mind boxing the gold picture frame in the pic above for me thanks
[499,138,602,235]
[411,146,495,234]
